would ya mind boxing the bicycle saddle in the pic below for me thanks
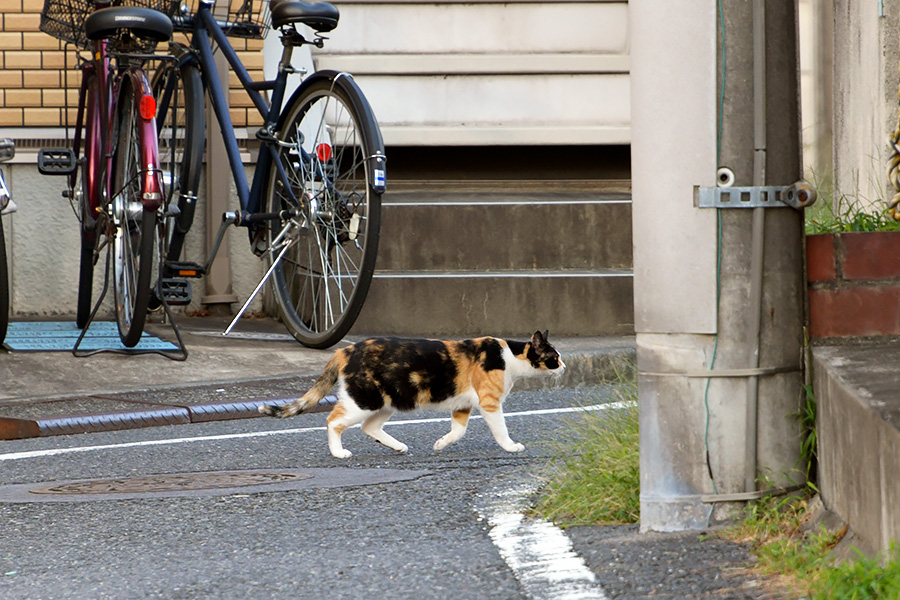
[84,7,173,42]
[269,0,339,33]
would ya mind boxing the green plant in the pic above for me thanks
[796,384,818,484]
[805,194,900,235]
[811,544,900,599]
[534,362,639,527]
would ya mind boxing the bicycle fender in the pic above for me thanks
[120,67,165,211]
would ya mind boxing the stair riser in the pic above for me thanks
[352,273,634,337]
[378,198,632,272]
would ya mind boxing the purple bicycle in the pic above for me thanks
[0,139,14,346]
[38,0,175,349]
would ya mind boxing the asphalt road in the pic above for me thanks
[0,382,793,600]
[0,385,616,600]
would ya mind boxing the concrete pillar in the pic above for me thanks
[632,0,805,532]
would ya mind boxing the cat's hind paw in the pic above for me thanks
[504,442,525,453]
[331,449,353,459]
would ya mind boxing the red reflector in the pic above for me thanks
[139,95,157,120]
[316,143,333,162]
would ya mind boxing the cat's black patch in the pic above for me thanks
[507,339,528,358]
[343,338,459,412]
[455,338,506,373]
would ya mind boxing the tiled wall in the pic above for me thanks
[0,0,265,129]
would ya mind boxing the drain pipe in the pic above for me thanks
[745,0,767,493]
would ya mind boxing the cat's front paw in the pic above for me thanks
[396,443,409,454]
[331,449,353,459]
[504,442,525,453]
[433,436,451,451]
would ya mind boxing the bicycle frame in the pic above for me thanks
[185,0,297,221]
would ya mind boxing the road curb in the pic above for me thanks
[0,397,337,441]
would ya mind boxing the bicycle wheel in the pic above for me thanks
[0,216,7,345]
[111,77,158,347]
[265,71,384,349]
[152,51,205,262]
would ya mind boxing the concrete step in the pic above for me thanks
[352,180,634,337]
[352,269,633,337]
[378,189,632,272]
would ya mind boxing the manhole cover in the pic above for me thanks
[29,471,311,495]
[0,468,430,503]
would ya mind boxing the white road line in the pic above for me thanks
[0,402,630,463]
[478,480,610,600]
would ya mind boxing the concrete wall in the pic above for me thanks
[813,345,900,556]
[832,0,900,209]
[313,0,631,146]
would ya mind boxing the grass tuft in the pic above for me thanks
[534,364,639,527]
[811,544,900,599]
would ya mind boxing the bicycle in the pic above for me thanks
[38,0,175,349]
[152,0,386,349]
[0,139,15,346]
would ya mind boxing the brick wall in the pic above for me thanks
[807,231,900,338]
[0,1,265,129]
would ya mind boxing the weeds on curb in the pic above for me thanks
[533,361,639,527]
[722,493,841,596]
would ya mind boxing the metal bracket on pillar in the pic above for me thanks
[696,181,817,210]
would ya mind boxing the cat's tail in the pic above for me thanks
[258,352,342,418]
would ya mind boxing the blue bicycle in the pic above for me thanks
[152,0,386,348]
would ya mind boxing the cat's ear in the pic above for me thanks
[531,330,546,348]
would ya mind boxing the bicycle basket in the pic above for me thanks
[40,0,182,48]
[180,0,272,39]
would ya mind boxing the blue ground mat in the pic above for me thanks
[3,321,178,352]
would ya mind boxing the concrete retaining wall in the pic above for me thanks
[813,344,900,556]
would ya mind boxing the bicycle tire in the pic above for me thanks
[111,75,157,348]
[152,50,205,262]
[75,229,94,329]
[264,71,384,349]
[75,71,101,330]
[0,216,8,345]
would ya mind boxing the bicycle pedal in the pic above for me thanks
[37,148,76,176]
[160,278,192,305]
[164,261,206,278]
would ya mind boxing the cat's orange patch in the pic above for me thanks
[327,403,349,434]
[452,409,471,425]
[474,369,505,413]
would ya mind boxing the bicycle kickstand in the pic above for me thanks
[224,226,298,336]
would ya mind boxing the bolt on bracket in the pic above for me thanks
[696,182,817,210]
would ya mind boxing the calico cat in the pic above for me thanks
[259,330,565,458]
